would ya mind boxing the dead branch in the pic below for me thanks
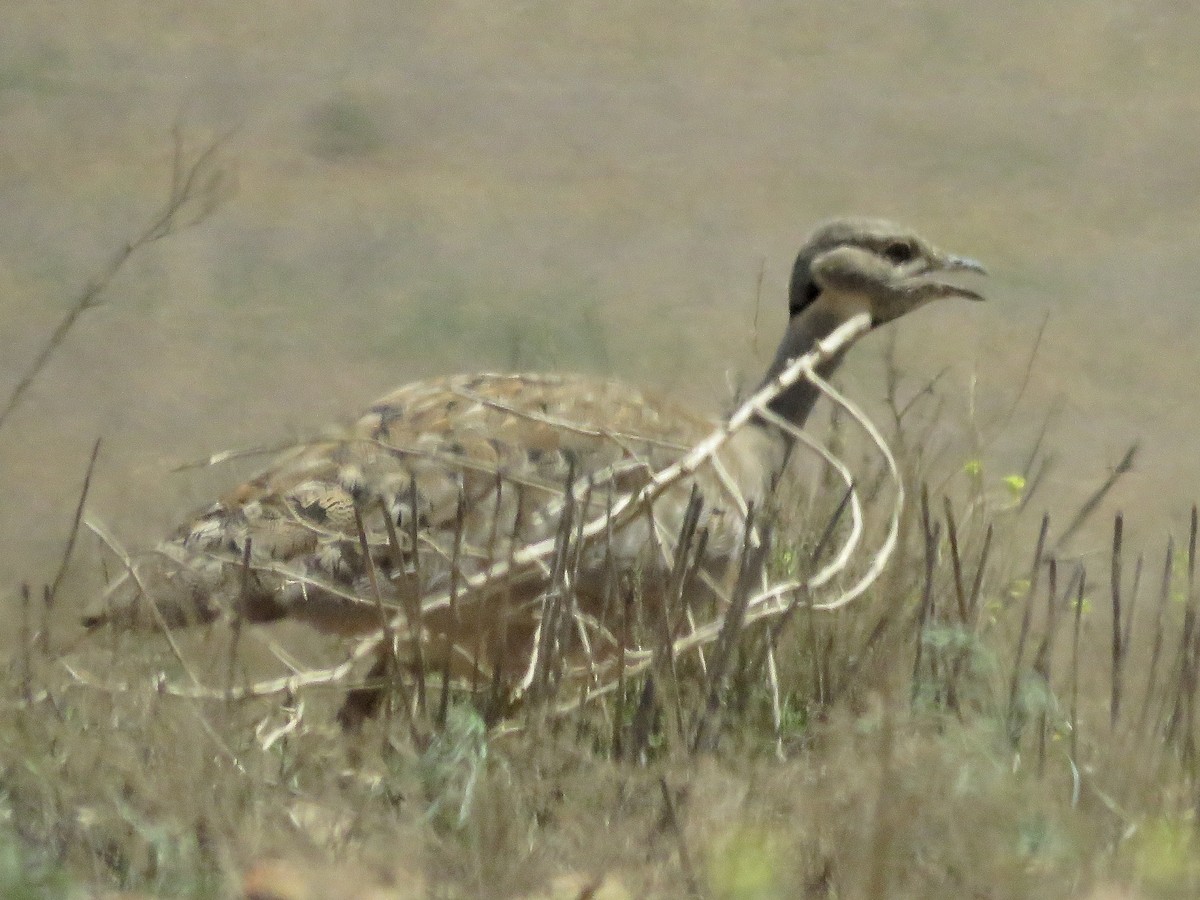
[0,126,236,432]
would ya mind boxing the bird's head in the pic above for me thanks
[788,217,986,326]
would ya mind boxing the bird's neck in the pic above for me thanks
[756,294,859,427]
[709,292,869,505]
[718,295,866,498]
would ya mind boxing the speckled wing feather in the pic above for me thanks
[85,373,767,674]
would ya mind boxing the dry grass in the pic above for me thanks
[7,367,1200,898]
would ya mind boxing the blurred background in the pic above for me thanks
[2,0,1197,610]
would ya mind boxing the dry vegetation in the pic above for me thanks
[5,274,1200,896]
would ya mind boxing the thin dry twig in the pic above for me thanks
[1007,514,1049,747]
[1138,536,1175,738]
[47,437,103,609]
[656,776,703,899]
[0,126,236,432]
[1111,513,1124,728]
[1051,442,1138,556]
[84,517,204,688]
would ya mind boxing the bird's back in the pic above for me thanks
[87,372,763,668]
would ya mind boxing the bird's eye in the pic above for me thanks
[883,241,915,265]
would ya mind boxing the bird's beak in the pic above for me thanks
[921,251,987,302]
[942,254,987,276]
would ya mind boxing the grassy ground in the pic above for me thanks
[3,1,1200,896]
[6,402,1200,898]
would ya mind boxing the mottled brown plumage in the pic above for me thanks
[83,217,985,721]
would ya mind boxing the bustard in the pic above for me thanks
[82,218,984,723]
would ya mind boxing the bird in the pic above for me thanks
[82,217,985,724]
